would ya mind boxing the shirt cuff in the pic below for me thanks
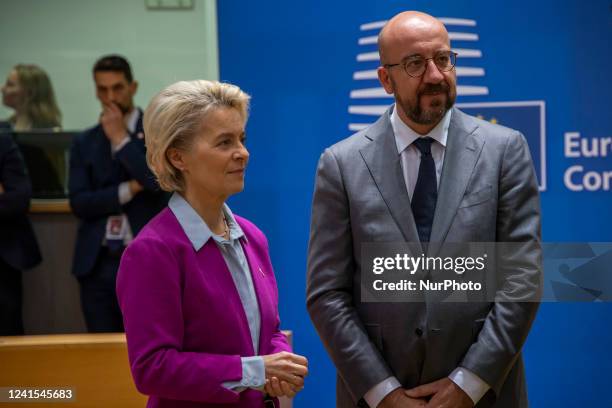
[118,182,134,205]
[222,356,266,392]
[449,367,490,405]
[111,136,130,153]
[364,376,401,408]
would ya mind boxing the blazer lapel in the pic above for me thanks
[429,108,484,252]
[239,236,271,356]
[201,240,256,355]
[360,110,421,244]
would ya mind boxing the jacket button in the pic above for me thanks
[415,327,423,336]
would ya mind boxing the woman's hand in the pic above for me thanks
[262,351,308,396]
[264,376,301,398]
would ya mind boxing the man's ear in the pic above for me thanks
[130,80,139,96]
[377,66,394,95]
[166,147,186,172]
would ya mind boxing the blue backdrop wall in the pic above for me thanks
[217,1,612,406]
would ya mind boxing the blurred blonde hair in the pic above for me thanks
[12,64,62,129]
[144,80,250,192]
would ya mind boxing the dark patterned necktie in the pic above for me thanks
[411,137,437,243]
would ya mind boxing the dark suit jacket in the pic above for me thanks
[0,133,42,270]
[307,108,541,407]
[69,109,168,277]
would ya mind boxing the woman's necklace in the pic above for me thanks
[222,215,229,240]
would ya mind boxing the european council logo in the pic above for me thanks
[348,17,547,191]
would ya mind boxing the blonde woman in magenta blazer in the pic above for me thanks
[116,80,308,408]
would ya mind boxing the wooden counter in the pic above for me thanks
[0,333,145,407]
[30,199,71,214]
[0,332,293,407]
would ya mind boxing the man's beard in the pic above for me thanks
[115,102,131,114]
[396,82,456,125]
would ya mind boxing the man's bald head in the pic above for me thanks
[375,11,456,134]
[378,11,449,64]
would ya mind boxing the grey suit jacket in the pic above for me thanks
[306,107,541,408]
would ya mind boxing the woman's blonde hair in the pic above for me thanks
[12,64,62,129]
[144,80,250,192]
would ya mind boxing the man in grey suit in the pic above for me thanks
[306,11,541,408]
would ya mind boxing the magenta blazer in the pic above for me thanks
[116,207,291,407]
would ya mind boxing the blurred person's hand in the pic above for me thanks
[128,179,143,195]
[0,183,4,193]
[100,102,128,146]
[262,351,308,389]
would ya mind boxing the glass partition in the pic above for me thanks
[2,130,76,200]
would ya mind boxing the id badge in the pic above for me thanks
[106,215,128,241]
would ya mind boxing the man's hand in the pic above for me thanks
[0,183,4,193]
[128,179,144,196]
[378,387,427,408]
[262,351,308,388]
[100,103,128,146]
[405,378,473,408]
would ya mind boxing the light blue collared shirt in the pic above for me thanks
[168,193,265,391]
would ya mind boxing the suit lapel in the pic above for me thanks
[429,108,484,251]
[135,108,144,133]
[131,108,145,141]
[360,110,420,244]
[92,127,115,183]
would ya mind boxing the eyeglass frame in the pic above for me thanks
[383,51,458,78]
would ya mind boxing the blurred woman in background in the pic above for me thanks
[1,64,64,196]
[1,64,62,130]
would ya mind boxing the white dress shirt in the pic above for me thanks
[115,108,140,205]
[103,108,141,246]
[391,103,449,199]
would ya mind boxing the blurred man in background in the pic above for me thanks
[69,55,167,333]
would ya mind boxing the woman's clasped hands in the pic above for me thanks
[262,351,308,398]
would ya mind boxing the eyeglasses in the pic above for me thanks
[383,51,457,78]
